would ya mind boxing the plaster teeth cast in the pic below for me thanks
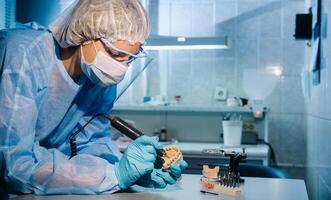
[161,145,183,169]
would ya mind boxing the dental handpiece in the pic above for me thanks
[69,114,165,159]
[103,115,165,157]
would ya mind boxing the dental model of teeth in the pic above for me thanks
[161,145,183,170]
[200,165,243,197]
[202,165,219,179]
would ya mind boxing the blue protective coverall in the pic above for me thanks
[0,24,122,194]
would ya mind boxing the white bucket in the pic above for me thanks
[222,120,243,147]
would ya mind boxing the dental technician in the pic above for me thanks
[0,0,187,195]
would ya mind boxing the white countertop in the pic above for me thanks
[14,175,308,200]
[117,141,269,157]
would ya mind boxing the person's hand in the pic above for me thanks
[136,168,176,188]
[114,136,163,189]
[168,160,188,180]
[136,160,188,188]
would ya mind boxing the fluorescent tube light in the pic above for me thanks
[145,36,230,50]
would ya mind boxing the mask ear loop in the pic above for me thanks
[80,45,85,63]
[91,40,98,54]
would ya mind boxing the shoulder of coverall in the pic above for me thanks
[87,84,118,116]
[0,24,55,74]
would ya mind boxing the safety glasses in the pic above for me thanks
[100,38,148,64]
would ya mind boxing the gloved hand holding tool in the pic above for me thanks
[69,114,188,189]
[114,136,163,189]
[136,161,188,189]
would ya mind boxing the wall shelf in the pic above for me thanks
[113,105,268,113]
[113,105,270,145]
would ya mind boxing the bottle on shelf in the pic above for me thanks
[159,127,167,142]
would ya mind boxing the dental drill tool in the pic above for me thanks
[68,114,182,170]
[69,113,165,159]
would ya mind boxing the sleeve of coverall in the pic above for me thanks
[0,45,120,195]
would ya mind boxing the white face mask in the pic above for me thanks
[80,41,128,87]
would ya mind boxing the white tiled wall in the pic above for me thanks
[0,0,16,29]
[305,0,331,199]
[116,0,308,179]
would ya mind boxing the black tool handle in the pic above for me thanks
[108,115,165,157]
[109,116,144,140]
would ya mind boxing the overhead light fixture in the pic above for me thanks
[144,36,230,50]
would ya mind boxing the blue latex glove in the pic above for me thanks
[136,160,189,188]
[114,136,163,189]
[136,169,176,188]
[168,160,188,179]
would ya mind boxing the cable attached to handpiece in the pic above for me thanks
[69,114,107,159]
[68,114,164,159]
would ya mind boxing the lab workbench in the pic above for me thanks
[118,142,270,174]
[11,174,308,200]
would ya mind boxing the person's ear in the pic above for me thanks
[81,41,98,64]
